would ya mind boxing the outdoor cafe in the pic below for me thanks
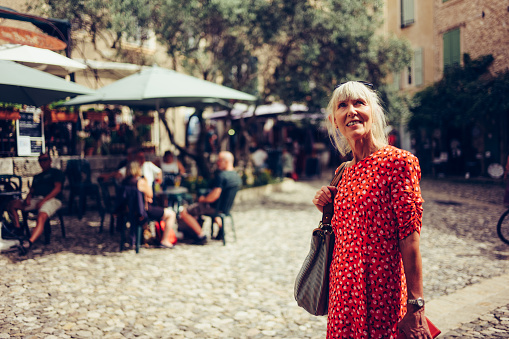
[0,50,258,254]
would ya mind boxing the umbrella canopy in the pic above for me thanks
[209,102,311,120]
[0,60,96,106]
[63,65,257,108]
[0,44,87,77]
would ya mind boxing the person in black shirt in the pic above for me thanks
[179,151,241,244]
[7,154,64,248]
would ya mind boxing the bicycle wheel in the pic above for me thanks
[497,208,509,245]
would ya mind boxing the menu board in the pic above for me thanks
[16,108,45,156]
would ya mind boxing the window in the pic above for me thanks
[391,72,401,91]
[401,0,415,28]
[443,28,461,69]
[414,48,423,86]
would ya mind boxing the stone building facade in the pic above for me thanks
[434,0,509,80]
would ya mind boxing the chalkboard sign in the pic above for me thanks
[18,112,43,138]
[16,108,45,156]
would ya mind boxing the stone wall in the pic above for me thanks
[434,0,509,81]
[0,155,126,193]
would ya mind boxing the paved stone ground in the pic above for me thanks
[0,177,508,338]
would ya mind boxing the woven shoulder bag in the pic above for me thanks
[294,162,347,316]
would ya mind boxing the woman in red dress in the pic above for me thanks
[312,81,432,338]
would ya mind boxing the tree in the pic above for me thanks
[27,0,414,178]
[251,0,412,109]
[152,0,412,176]
[410,54,509,173]
[26,0,155,64]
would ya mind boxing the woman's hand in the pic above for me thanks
[398,307,432,339]
[312,186,337,213]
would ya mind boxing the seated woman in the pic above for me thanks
[161,151,186,188]
[121,161,177,248]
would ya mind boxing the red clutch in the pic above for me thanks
[397,317,441,338]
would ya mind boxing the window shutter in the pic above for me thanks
[401,0,415,27]
[443,28,460,69]
[414,48,423,86]
[392,72,401,91]
[450,29,461,65]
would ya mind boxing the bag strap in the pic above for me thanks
[321,162,347,225]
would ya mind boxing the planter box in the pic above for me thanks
[84,111,107,121]
[0,110,20,120]
[134,116,154,124]
[50,110,78,123]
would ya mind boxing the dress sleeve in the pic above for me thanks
[390,152,424,240]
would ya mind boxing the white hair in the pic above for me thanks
[326,81,388,156]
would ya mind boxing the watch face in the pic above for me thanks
[417,299,424,307]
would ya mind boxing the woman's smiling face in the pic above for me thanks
[333,97,373,143]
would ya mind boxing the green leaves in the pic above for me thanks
[30,0,412,108]
[410,53,509,133]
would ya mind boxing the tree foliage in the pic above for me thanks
[26,0,154,61]
[409,54,509,132]
[27,0,412,107]
[26,0,414,177]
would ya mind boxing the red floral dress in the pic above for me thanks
[327,145,423,338]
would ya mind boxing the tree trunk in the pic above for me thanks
[158,109,212,180]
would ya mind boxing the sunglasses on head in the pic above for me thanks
[335,80,374,90]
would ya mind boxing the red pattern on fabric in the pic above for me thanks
[327,145,423,338]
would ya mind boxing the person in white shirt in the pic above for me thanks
[117,151,162,189]
[251,145,268,171]
[100,149,162,193]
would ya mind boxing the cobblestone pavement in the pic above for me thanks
[0,177,508,338]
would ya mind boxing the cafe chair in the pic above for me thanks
[0,174,23,209]
[65,159,104,220]
[0,175,22,193]
[202,185,240,246]
[116,185,148,253]
[97,177,120,234]
[22,207,65,245]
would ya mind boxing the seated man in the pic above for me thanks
[7,153,64,249]
[179,151,242,244]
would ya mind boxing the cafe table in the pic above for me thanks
[155,186,189,217]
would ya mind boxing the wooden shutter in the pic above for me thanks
[414,48,423,86]
[392,72,401,91]
[401,0,415,27]
[443,28,460,69]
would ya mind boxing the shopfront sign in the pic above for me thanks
[0,26,66,51]
[16,107,45,156]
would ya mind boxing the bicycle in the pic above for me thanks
[497,207,509,245]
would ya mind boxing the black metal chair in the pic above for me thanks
[0,175,24,235]
[97,177,120,234]
[65,159,104,220]
[116,184,148,253]
[202,185,240,246]
[0,174,23,210]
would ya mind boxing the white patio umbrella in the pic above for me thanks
[0,44,87,77]
[0,60,96,106]
[63,65,257,108]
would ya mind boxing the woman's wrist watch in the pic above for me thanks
[407,297,425,308]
